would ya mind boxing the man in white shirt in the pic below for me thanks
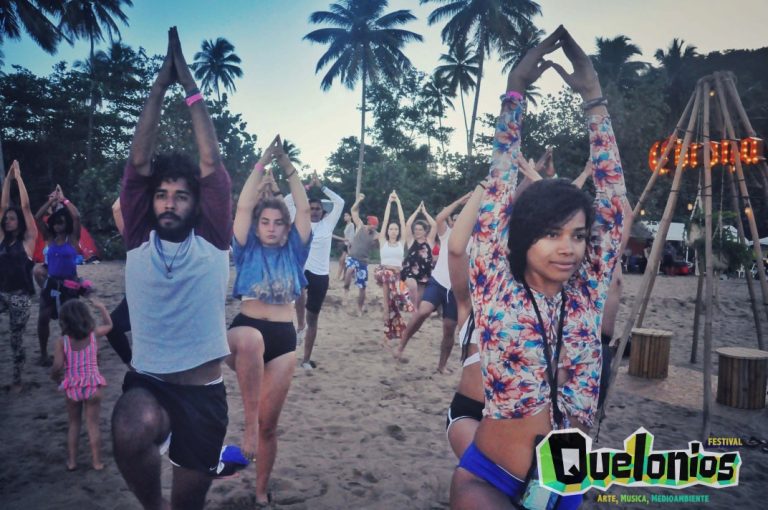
[285,172,344,370]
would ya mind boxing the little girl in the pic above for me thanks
[51,299,112,471]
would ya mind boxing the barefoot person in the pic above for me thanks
[400,201,437,308]
[0,160,38,390]
[287,171,344,370]
[34,185,81,367]
[450,27,626,509]
[343,194,379,315]
[51,299,112,471]
[227,136,311,505]
[395,192,471,373]
[336,211,355,280]
[374,191,413,346]
[110,28,233,510]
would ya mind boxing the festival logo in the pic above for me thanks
[536,428,741,495]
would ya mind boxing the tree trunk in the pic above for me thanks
[0,133,5,187]
[438,114,447,173]
[355,72,366,197]
[459,91,469,156]
[86,38,95,175]
[467,41,485,157]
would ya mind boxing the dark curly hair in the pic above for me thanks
[507,179,594,280]
[1,206,26,240]
[46,207,74,236]
[149,152,201,203]
[59,300,95,340]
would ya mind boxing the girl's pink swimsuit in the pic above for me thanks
[60,333,107,401]
[470,97,626,429]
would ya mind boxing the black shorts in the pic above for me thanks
[229,314,296,364]
[304,270,330,314]
[446,392,484,431]
[122,371,228,475]
[422,277,458,321]
[40,277,80,319]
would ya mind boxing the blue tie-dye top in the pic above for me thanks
[232,224,312,304]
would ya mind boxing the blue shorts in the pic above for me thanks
[422,277,457,321]
[345,257,368,288]
[458,442,583,509]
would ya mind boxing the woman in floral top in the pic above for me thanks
[451,27,626,509]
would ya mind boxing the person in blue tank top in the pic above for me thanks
[227,135,311,506]
[33,184,81,367]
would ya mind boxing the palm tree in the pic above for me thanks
[421,0,541,155]
[58,0,132,173]
[304,0,423,196]
[282,139,302,165]
[0,0,63,178]
[0,0,61,53]
[591,35,648,91]
[500,20,543,73]
[654,38,698,119]
[434,38,479,155]
[191,37,243,101]
[421,74,454,170]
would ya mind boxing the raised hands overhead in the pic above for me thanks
[155,27,178,90]
[548,29,603,101]
[169,26,196,92]
[506,25,565,93]
[516,153,544,182]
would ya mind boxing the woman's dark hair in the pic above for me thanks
[47,207,74,236]
[59,300,95,340]
[412,219,430,235]
[387,221,401,241]
[1,206,26,240]
[507,179,594,280]
[252,197,291,228]
[149,152,201,203]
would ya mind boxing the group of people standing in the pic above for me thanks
[1,23,632,510]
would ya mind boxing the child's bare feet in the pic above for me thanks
[66,462,77,471]
[93,463,105,471]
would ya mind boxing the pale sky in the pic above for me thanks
[4,0,767,173]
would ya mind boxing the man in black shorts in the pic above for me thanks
[110,28,233,510]
[285,172,344,370]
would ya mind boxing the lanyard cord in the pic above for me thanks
[523,281,567,429]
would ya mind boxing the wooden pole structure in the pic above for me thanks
[691,248,705,363]
[700,79,715,442]
[712,73,768,308]
[636,89,704,326]
[606,87,703,399]
[633,93,696,217]
[726,168,765,348]
[721,73,768,205]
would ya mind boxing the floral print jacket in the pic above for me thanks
[470,97,626,429]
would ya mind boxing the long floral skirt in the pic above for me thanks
[374,266,414,340]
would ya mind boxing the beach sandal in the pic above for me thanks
[213,445,250,479]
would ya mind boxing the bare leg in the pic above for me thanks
[33,263,47,289]
[337,252,347,279]
[405,278,419,309]
[112,387,172,510]
[66,398,82,470]
[343,267,354,295]
[447,419,480,460]
[256,352,296,504]
[37,304,53,364]
[226,327,265,462]
[450,467,513,509]
[437,318,458,373]
[170,466,213,510]
[357,287,366,315]
[395,300,436,359]
[295,289,307,333]
[302,310,320,365]
[84,389,104,469]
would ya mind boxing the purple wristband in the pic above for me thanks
[500,90,524,102]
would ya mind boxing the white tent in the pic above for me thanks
[747,237,768,247]
[642,221,686,242]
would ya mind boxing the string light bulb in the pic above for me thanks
[687,203,694,211]
[640,209,646,216]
